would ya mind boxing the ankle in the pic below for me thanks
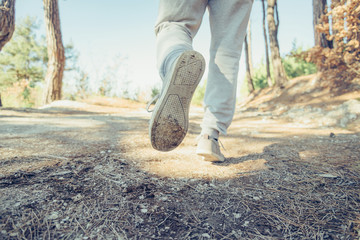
[201,129,219,140]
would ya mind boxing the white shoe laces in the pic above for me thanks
[146,94,159,113]
[217,138,226,151]
[197,134,226,151]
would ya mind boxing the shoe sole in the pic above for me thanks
[196,151,225,162]
[149,51,205,151]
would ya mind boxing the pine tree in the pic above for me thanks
[313,0,332,48]
[0,0,16,51]
[261,0,272,87]
[244,21,255,92]
[267,0,287,87]
[43,0,65,104]
[0,17,47,89]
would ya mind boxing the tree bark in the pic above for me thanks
[247,20,254,78]
[261,0,272,87]
[0,0,15,51]
[244,34,255,93]
[267,0,287,87]
[0,0,15,107]
[330,0,341,48]
[43,0,65,104]
[313,0,332,48]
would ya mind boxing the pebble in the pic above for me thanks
[201,233,211,238]
[46,211,59,220]
[233,213,241,219]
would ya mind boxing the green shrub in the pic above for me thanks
[284,44,317,79]
[251,43,317,90]
[191,80,207,106]
[252,61,272,90]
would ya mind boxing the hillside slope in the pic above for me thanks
[239,73,360,131]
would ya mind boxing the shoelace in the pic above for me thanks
[197,134,227,152]
[217,138,226,151]
[146,94,159,113]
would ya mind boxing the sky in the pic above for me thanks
[14,0,315,98]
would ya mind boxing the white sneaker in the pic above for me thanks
[148,50,205,151]
[196,134,225,162]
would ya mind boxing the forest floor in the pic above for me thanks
[1,74,360,239]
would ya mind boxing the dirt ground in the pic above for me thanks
[1,76,360,239]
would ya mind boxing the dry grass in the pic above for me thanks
[1,141,359,239]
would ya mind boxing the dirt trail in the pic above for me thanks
[0,92,360,239]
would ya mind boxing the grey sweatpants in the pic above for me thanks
[155,0,253,136]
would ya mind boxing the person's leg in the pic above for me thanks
[150,0,208,151]
[201,0,253,138]
[155,0,208,79]
[196,0,252,161]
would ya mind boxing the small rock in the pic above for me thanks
[201,233,211,238]
[233,213,241,219]
[55,222,61,229]
[46,211,59,220]
[72,194,83,202]
[345,99,360,114]
[160,196,168,201]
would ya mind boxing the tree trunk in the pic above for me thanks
[0,0,15,51]
[330,0,340,48]
[0,0,15,107]
[244,34,255,93]
[261,0,272,87]
[43,0,65,104]
[267,0,287,87]
[247,20,254,78]
[313,0,332,48]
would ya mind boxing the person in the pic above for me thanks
[148,0,253,162]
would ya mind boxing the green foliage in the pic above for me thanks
[0,17,47,90]
[283,42,317,79]
[64,42,79,71]
[251,43,317,91]
[151,86,160,99]
[252,61,272,90]
[0,16,82,107]
[191,79,206,106]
